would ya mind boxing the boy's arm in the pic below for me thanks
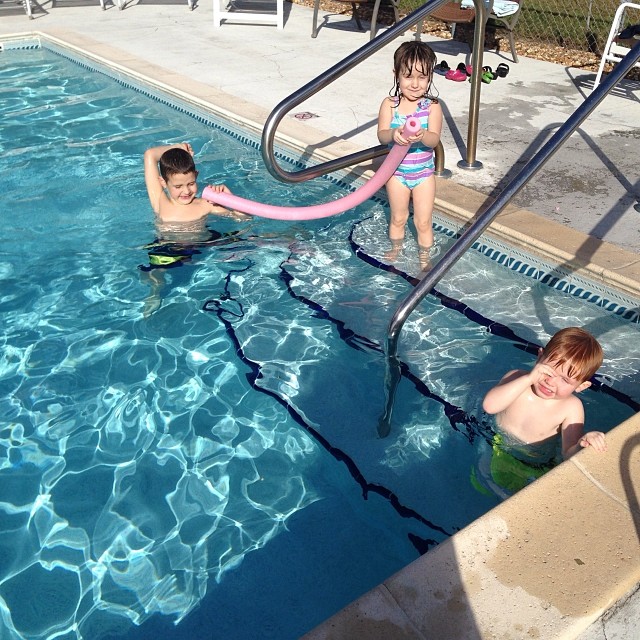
[561,404,607,458]
[143,143,192,214]
[482,361,559,414]
[204,185,251,221]
[482,369,530,414]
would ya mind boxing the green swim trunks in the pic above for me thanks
[139,245,198,271]
[139,229,244,272]
[489,433,556,493]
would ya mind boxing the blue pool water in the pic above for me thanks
[1,43,640,640]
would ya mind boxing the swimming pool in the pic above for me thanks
[1,39,640,640]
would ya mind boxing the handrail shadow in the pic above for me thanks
[620,432,640,544]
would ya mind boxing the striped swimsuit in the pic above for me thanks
[390,97,435,190]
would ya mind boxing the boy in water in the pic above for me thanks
[478,327,607,497]
[483,327,607,460]
[143,142,248,224]
[140,143,248,315]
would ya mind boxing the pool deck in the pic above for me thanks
[2,2,640,638]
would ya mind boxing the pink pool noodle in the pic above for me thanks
[202,118,422,221]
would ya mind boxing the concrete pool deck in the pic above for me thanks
[1,2,639,638]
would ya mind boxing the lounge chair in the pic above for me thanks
[311,0,400,40]
[213,0,284,28]
[0,0,33,17]
[593,2,640,89]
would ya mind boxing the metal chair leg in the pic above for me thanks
[311,0,321,37]
[351,2,363,30]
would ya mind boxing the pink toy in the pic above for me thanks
[202,118,422,221]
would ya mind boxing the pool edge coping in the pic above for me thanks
[3,29,639,640]
[302,411,640,640]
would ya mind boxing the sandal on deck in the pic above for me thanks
[468,66,495,84]
[445,68,467,82]
[495,63,510,78]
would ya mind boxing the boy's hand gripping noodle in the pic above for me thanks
[202,118,422,221]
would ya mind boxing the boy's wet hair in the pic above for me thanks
[391,41,438,101]
[159,148,196,180]
[541,327,603,382]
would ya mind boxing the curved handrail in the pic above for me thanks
[377,40,640,437]
[261,0,487,183]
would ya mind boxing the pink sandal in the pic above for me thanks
[445,68,467,82]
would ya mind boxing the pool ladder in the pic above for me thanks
[260,1,640,437]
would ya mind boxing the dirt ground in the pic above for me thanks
[293,0,611,73]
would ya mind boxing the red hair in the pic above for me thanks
[541,327,603,382]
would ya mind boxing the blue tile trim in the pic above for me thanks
[4,36,640,324]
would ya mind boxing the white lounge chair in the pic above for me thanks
[0,0,33,18]
[117,0,194,10]
[213,0,284,29]
[593,1,640,89]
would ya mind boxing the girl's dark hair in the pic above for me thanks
[390,41,438,101]
[159,148,197,180]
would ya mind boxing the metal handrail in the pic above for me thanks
[377,40,640,437]
[261,0,488,183]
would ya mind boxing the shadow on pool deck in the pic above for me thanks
[1,3,640,637]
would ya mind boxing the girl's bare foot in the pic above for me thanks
[418,243,440,270]
[384,239,404,262]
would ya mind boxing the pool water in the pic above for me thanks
[1,45,639,640]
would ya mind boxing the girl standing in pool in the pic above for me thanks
[377,41,443,268]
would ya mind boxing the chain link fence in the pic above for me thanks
[395,0,640,61]
[514,0,638,53]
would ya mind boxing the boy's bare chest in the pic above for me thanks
[159,200,207,223]
[503,393,565,442]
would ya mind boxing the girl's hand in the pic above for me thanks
[392,129,409,145]
[579,431,607,453]
[393,129,424,145]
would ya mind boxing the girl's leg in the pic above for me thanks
[412,175,436,250]
[384,178,411,261]
[386,177,411,240]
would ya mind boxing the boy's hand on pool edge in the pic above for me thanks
[579,431,607,453]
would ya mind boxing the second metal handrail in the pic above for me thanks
[377,40,640,437]
[261,0,487,183]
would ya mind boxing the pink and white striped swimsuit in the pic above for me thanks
[390,97,435,189]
